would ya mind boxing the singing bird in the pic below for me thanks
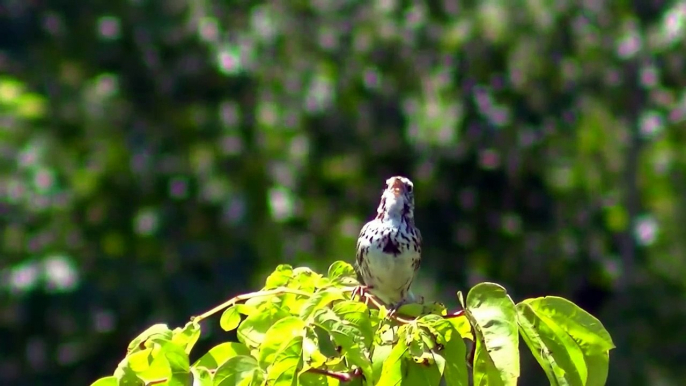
[354,176,422,309]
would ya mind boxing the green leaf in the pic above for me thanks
[213,355,265,386]
[113,356,145,385]
[447,314,473,341]
[327,261,357,282]
[161,341,191,374]
[172,321,201,354]
[235,304,258,316]
[90,376,118,386]
[291,266,321,293]
[584,351,610,386]
[418,315,468,386]
[265,264,294,289]
[522,296,614,386]
[300,288,345,320]
[267,335,304,385]
[402,358,441,386]
[126,324,173,354]
[371,343,394,384]
[193,342,251,369]
[332,301,374,347]
[466,283,519,386]
[299,368,341,386]
[237,302,290,349]
[126,347,170,382]
[259,316,306,368]
[312,308,373,380]
[377,335,407,386]
[220,306,242,332]
[521,297,615,354]
[191,366,213,386]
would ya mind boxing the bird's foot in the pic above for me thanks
[387,298,410,318]
[351,285,373,303]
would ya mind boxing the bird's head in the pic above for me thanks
[376,176,415,221]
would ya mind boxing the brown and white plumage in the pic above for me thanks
[354,176,422,307]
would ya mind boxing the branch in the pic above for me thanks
[191,287,313,323]
[306,367,363,382]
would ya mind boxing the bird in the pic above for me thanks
[353,176,422,311]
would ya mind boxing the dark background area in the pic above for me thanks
[1,1,685,385]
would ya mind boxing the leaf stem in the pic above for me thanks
[306,367,362,382]
[190,287,312,323]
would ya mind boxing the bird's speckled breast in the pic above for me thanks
[357,219,420,304]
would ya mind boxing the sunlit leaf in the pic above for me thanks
[237,302,290,348]
[517,297,614,386]
[521,297,615,354]
[213,355,265,386]
[172,321,201,354]
[418,315,468,386]
[90,376,118,386]
[266,335,304,385]
[377,333,407,386]
[517,302,585,386]
[312,308,372,379]
[193,342,251,369]
[331,300,374,347]
[259,316,306,368]
[191,366,213,386]
[327,261,357,282]
[466,283,519,385]
[220,306,242,332]
[300,288,345,320]
[126,324,173,354]
[264,264,294,289]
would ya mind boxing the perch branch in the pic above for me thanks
[191,287,312,323]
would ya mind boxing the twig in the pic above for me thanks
[190,287,313,323]
[306,367,363,382]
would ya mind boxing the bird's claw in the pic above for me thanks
[387,298,410,318]
[351,285,373,303]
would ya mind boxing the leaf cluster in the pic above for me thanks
[91,261,614,386]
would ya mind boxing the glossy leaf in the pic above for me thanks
[517,302,585,386]
[193,342,251,369]
[213,355,264,386]
[312,308,373,380]
[264,264,294,289]
[126,324,173,354]
[172,321,201,354]
[90,376,118,386]
[331,300,374,347]
[259,316,306,368]
[465,283,519,385]
[299,288,345,320]
[327,261,357,282]
[521,297,615,354]
[517,296,614,386]
[220,306,242,332]
[377,332,407,386]
[418,315,469,386]
[237,303,290,348]
[191,367,213,386]
[266,335,304,385]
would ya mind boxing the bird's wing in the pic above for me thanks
[354,221,371,281]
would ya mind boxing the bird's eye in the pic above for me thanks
[407,184,413,193]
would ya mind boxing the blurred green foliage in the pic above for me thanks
[1,0,685,385]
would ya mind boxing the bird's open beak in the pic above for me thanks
[390,178,403,197]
